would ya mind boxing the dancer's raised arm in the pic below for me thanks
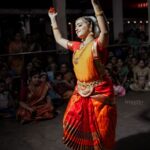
[48,8,69,49]
[91,0,109,47]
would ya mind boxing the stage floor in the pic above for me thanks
[0,91,150,150]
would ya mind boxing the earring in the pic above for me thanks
[90,32,94,36]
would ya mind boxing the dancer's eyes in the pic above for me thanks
[76,23,82,28]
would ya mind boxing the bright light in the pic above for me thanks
[131,2,148,8]
[139,20,143,24]
[133,21,137,24]
[127,21,130,24]
[137,2,148,8]
[146,20,149,24]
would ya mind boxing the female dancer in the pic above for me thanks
[48,0,117,149]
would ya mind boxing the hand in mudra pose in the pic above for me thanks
[48,7,57,19]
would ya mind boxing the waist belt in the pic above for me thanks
[77,80,102,97]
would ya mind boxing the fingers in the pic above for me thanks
[49,7,56,13]
[48,7,56,19]
[48,7,57,16]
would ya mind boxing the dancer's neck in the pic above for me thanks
[82,34,94,47]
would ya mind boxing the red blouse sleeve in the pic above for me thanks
[93,38,109,64]
[67,41,81,52]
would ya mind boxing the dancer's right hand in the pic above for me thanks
[48,7,57,19]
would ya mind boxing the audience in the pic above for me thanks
[130,59,150,91]
[0,27,150,124]
[8,32,26,75]
[40,71,62,108]
[17,69,54,124]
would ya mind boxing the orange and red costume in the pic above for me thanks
[63,39,117,150]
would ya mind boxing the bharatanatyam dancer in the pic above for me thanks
[48,0,117,149]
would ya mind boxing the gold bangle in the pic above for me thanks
[95,11,104,17]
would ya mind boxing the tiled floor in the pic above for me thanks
[0,91,150,150]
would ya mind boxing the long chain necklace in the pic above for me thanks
[73,38,94,64]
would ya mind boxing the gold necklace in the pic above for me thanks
[73,38,94,64]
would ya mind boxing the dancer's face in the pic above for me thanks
[75,18,90,39]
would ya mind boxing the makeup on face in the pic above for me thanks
[75,18,90,39]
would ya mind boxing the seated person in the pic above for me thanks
[116,58,130,90]
[17,70,54,124]
[40,71,62,107]
[62,72,75,100]
[0,80,16,118]
[130,59,150,91]
[53,71,75,101]
[105,68,126,97]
